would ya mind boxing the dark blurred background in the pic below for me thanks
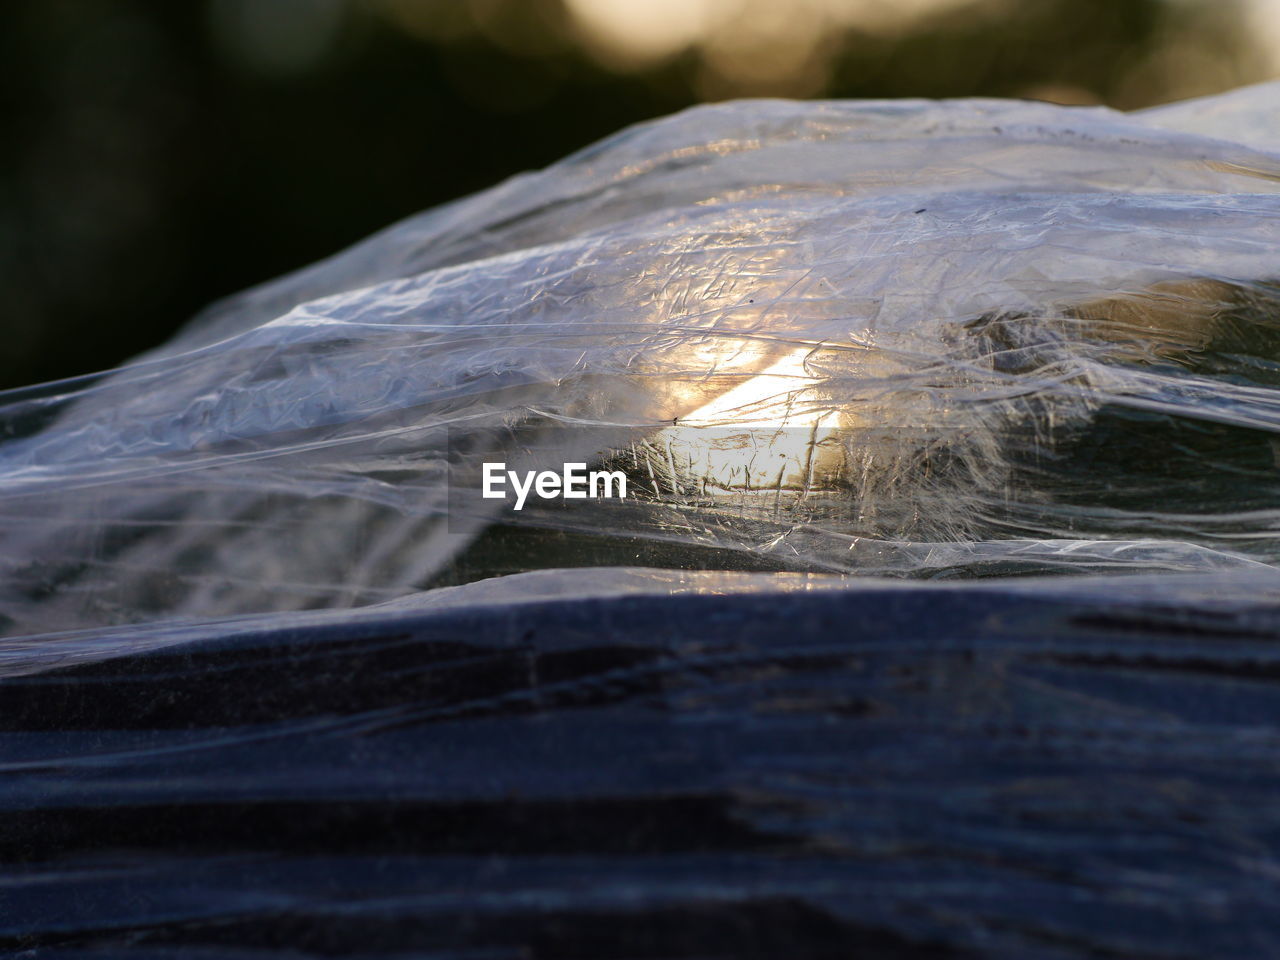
[2,0,1277,388]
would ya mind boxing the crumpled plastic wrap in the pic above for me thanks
[7,83,1280,959]
[3,82,1280,635]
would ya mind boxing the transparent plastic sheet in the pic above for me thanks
[4,83,1280,634]
[6,83,1280,956]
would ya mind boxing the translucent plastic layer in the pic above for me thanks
[3,81,1280,635]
